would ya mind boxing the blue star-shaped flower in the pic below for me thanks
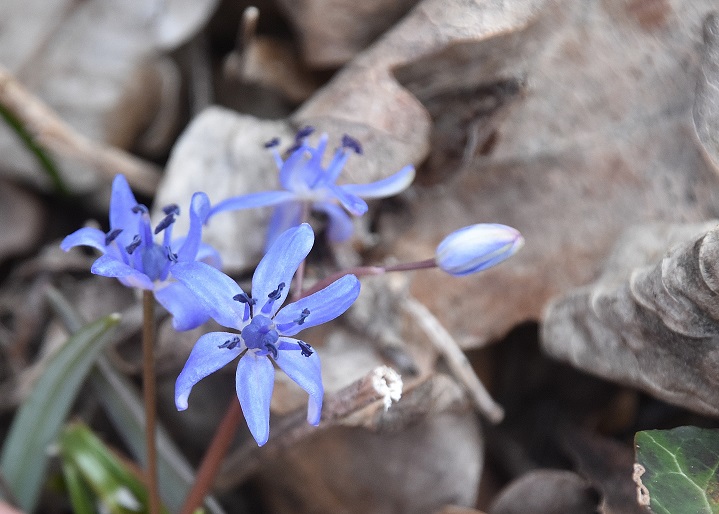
[207,128,415,248]
[60,174,221,330]
[171,223,361,446]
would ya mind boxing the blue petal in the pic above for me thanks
[177,192,210,262]
[252,223,314,316]
[274,349,323,425]
[342,165,415,199]
[322,147,350,185]
[313,202,354,242]
[171,261,246,330]
[90,255,154,289]
[109,175,140,247]
[274,274,360,336]
[208,190,295,220]
[265,201,303,251]
[236,353,275,446]
[60,227,107,253]
[154,282,211,331]
[327,184,368,216]
[279,136,326,191]
[175,331,244,410]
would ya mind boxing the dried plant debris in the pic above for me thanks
[694,13,719,172]
[542,220,719,417]
[0,0,217,191]
[0,180,43,262]
[379,0,719,348]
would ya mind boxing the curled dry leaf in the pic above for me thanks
[693,13,719,172]
[542,221,719,416]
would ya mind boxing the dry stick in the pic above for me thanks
[142,291,160,514]
[402,296,505,423]
[0,65,161,195]
[216,366,403,489]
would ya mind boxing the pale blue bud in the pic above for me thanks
[436,224,524,276]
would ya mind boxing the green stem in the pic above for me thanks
[142,291,160,514]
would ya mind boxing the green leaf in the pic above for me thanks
[59,422,162,514]
[635,426,719,514]
[61,459,96,514]
[0,313,120,512]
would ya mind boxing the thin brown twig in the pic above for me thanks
[142,291,160,514]
[0,65,161,195]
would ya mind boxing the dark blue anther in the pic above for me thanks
[132,204,149,214]
[233,293,256,305]
[105,228,123,245]
[162,204,180,216]
[154,214,175,234]
[264,342,279,359]
[218,336,241,350]
[166,246,178,263]
[125,235,142,254]
[294,308,310,325]
[268,282,285,301]
[297,341,313,357]
[295,125,315,140]
[341,134,363,155]
[264,137,280,149]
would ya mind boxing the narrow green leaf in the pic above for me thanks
[0,313,120,512]
[61,459,96,514]
[635,426,719,514]
[59,423,159,514]
[0,104,68,195]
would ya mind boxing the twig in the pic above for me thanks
[0,65,161,195]
[217,366,403,488]
[403,296,504,423]
[142,291,160,514]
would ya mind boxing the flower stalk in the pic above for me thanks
[142,290,160,514]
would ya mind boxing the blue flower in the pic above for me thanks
[60,174,221,330]
[208,128,415,248]
[171,223,361,446]
[435,224,524,276]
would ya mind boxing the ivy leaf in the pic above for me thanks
[634,426,719,514]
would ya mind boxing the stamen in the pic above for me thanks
[218,336,241,350]
[132,204,149,214]
[166,246,178,263]
[295,125,315,141]
[162,204,180,216]
[264,342,278,359]
[341,134,363,155]
[264,137,280,149]
[125,235,142,254]
[233,293,256,305]
[294,308,310,325]
[105,228,123,245]
[268,282,285,301]
[154,214,176,234]
[297,341,313,357]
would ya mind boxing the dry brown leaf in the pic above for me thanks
[0,180,43,263]
[694,13,719,171]
[541,221,719,416]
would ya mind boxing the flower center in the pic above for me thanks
[241,315,279,356]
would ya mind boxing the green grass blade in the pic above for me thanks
[0,313,120,511]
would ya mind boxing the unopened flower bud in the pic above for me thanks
[435,223,524,276]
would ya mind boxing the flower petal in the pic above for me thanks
[177,192,210,262]
[342,165,415,199]
[252,223,314,316]
[90,255,154,289]
[274,274,360,336]
[313,202,354,242]
[208,190,295,219]
[236,353,275,446]
[274,349,323,425]
[154,282,211,331]
[327,184,368,216]
[175,331,244,410]
[109,175,140,247]
[171,261,246,330]
[60,227,107,253]
[265,201,303,251]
